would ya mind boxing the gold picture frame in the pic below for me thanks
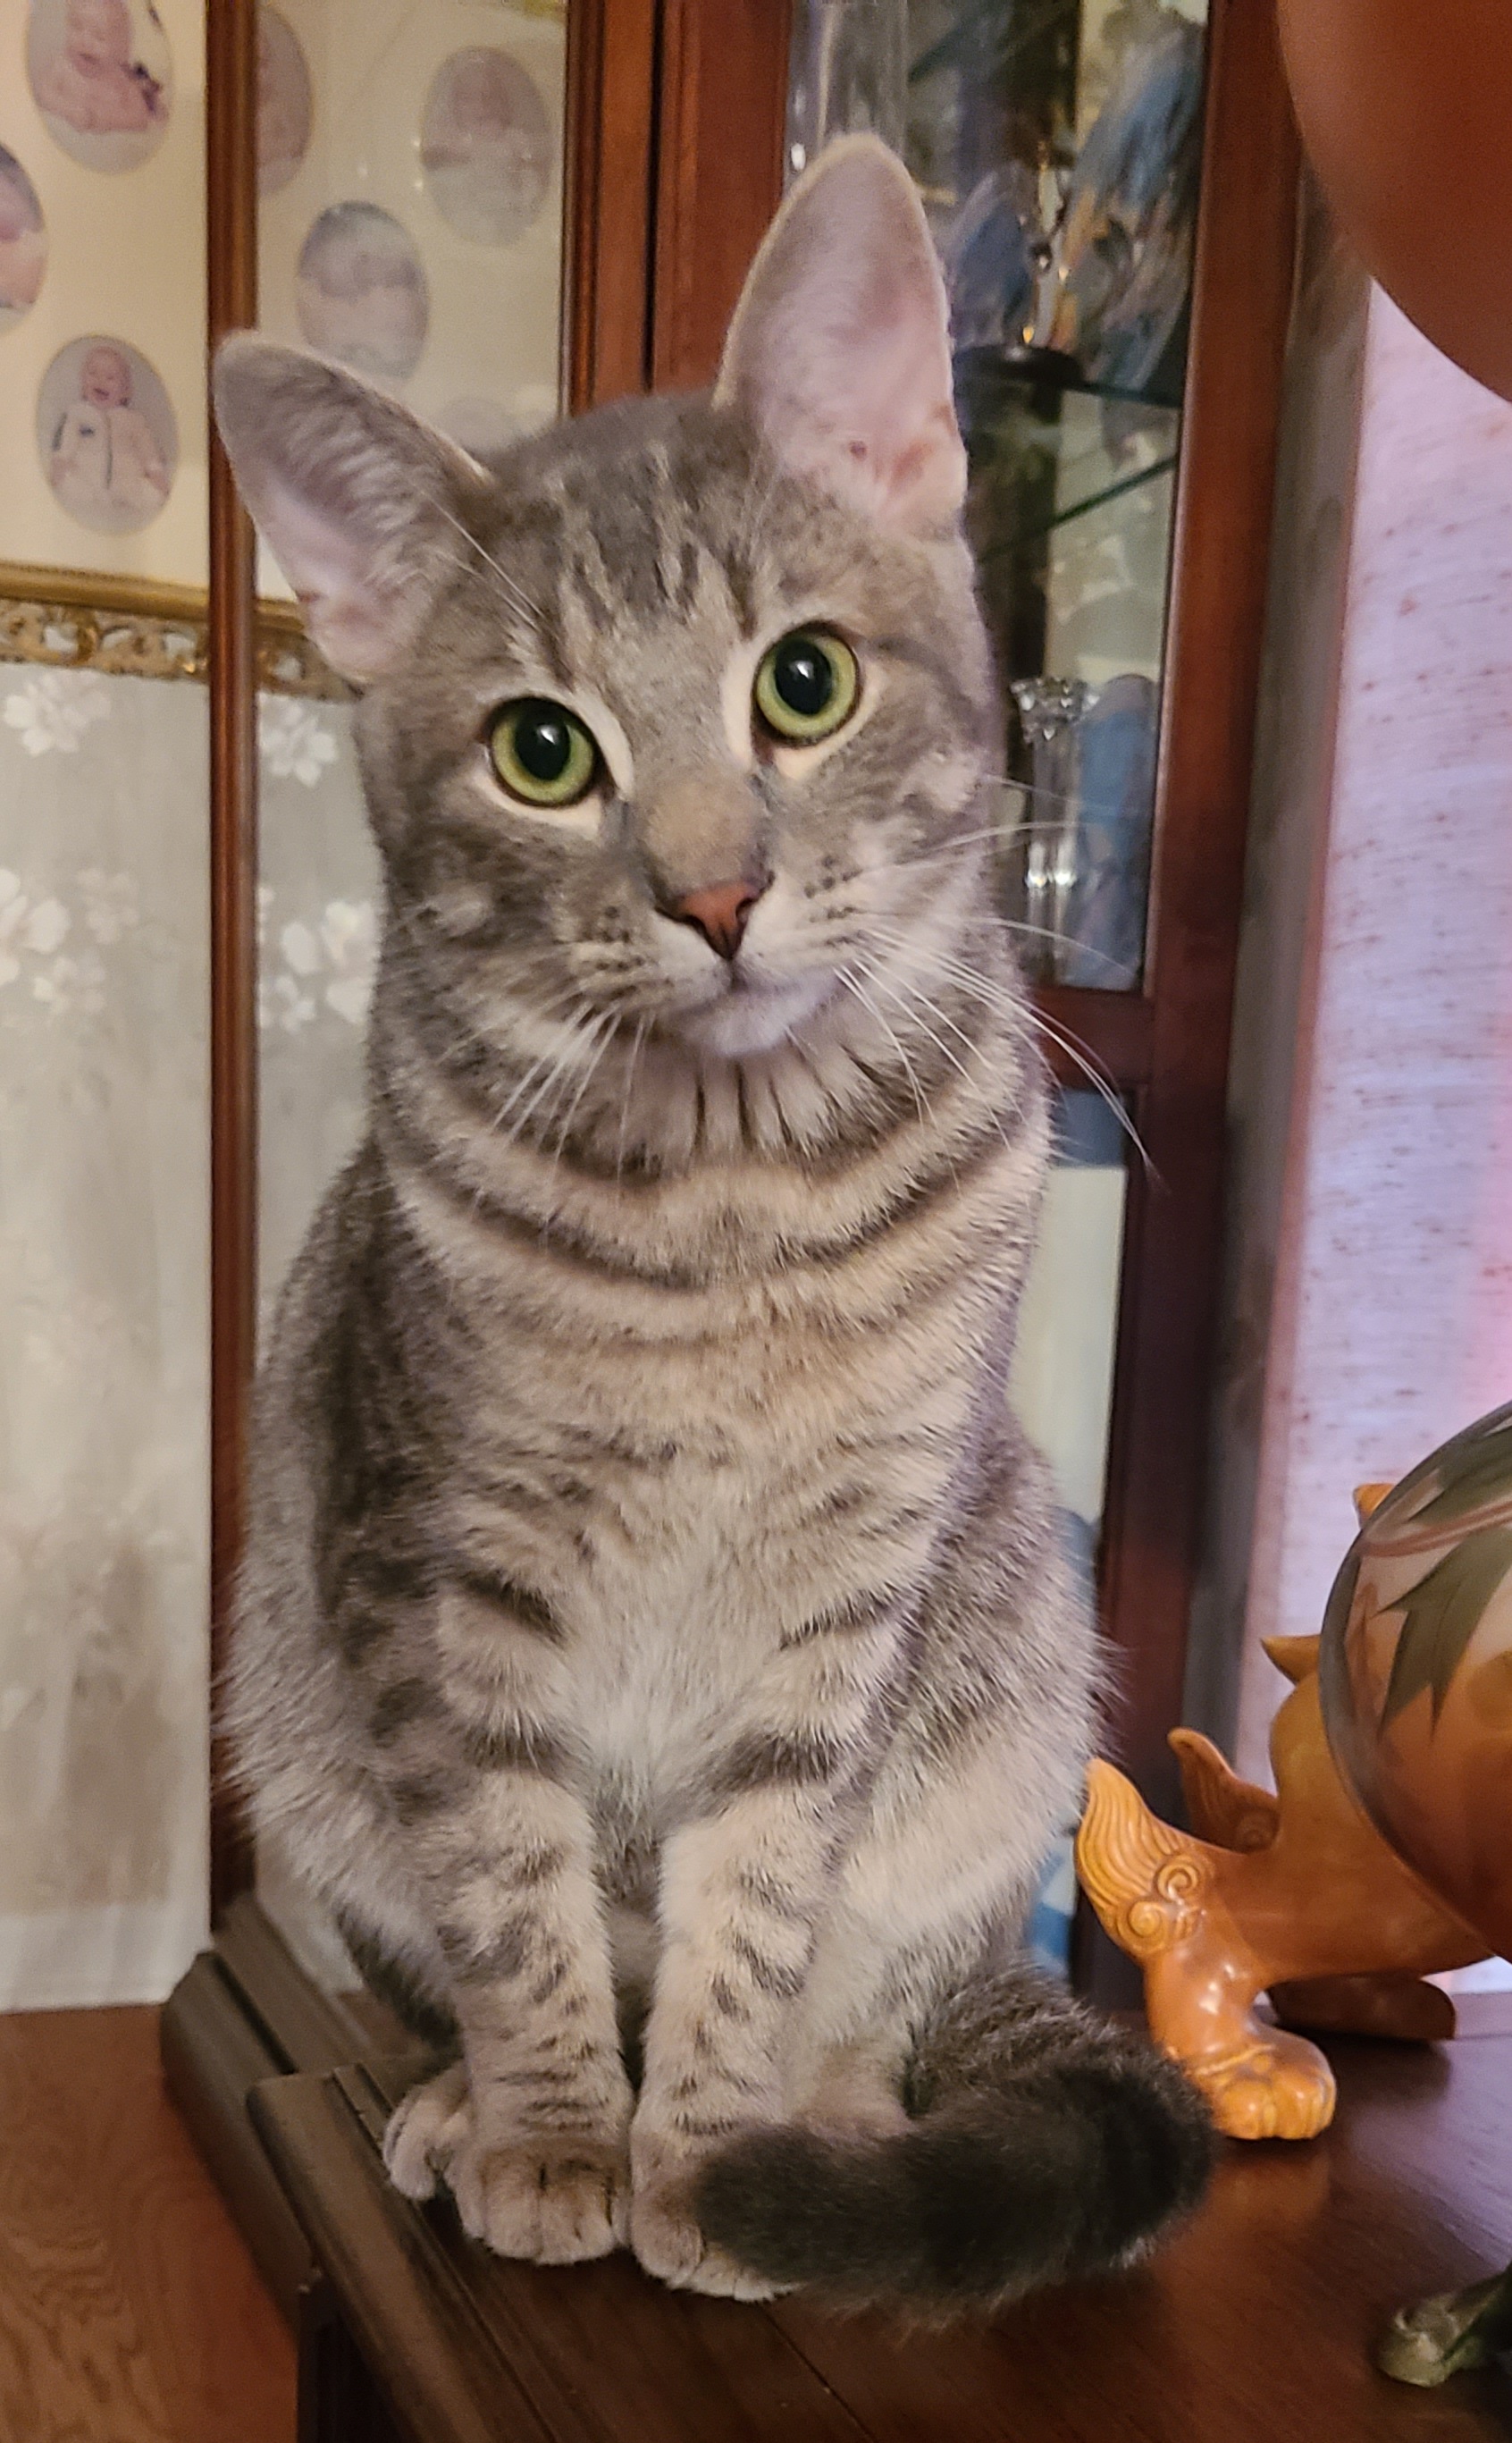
[0,556,340,695]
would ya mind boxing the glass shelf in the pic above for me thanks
[789,0,1210,990]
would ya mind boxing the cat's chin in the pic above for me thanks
[676,974,835,1060]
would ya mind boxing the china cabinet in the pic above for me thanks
[167,0,1300,2296]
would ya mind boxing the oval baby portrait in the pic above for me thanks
[257,3,311,199]
[295,201,429,385]
[27,0,173,173]
[37,335,177,533]
[0,147,46,330]
[421,47,552,248]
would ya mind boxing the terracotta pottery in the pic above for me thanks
[1275,0,1512,401]
[1318,1404,1512,2386]
[1320,1401,1512,1963]
[1076,1615,1483,2144]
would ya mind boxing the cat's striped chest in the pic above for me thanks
[450,1284,979,1770]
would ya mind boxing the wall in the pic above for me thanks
[1184,181,1367,1743]
[1229,277,1512,1782]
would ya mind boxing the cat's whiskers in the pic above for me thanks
[849,955,1012,1148]
[535,1007,625,1196]
[424,489,544,628]
[864,870,1135,983]
[488,1001,604,1149]
[835,964,929,1130]
[468,980,606,1101]
[615,1015,650,1184]
[899,940,1153,1171]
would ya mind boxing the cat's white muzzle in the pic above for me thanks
[678,970,835,1057]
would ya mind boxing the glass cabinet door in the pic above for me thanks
[255,0,569,1322]
[787,0,1205,1559]
[248,0,572,1990]
[790,0,1206,993]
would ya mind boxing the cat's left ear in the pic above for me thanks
[213,336,492,682]
[714,134,965,538]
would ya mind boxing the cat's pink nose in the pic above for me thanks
[670,879,763,961]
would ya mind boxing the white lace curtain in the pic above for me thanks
[0,660,373,2009]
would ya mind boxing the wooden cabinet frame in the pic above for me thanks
[176,0,1298,2300]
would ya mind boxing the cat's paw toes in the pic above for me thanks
[1192,2028,1336,2141]
[451,2137,630,2263]
[629,2128,786,2298]
[385,2065,628,2260]
[382,2060,470,2201]
[629,2186,784,2299]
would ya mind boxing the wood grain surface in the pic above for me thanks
[0,2006,294,2443]
[256,2036,1512,2443]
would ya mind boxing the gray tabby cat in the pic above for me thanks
[216,136,1211,2312]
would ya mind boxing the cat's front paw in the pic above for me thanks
[384,2064,630,2263]
[450,2135,630,2263]
[383,2059,471,2198]
[628,2124,787,2300]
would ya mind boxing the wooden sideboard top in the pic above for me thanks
[251,2033,1512,2443]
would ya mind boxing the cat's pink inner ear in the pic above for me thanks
[715,135,967,538]
[213,335,486,684]
[254,477,419,684]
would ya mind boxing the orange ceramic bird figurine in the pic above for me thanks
[1075,1490,1486,2140]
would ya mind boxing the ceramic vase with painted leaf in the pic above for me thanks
[1319,1399,1512,2386]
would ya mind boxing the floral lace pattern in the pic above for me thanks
[0,663,377,2003]
[259,890,378,1033]
[3,670,112,756]
[258,695,340,787]
[0,865,137,1011]
[0,665,211,1999]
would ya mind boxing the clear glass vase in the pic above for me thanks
[785,0,909,177]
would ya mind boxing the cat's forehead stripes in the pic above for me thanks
[468,411,803,688]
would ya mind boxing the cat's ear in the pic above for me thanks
[212,337,491,681]
[714,134,965,537]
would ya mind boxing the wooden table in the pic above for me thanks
[250,2035,1512,2442]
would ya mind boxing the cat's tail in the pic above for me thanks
[694,1967,1214,2315]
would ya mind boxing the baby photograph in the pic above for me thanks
[27,0,172,173]
[256,2,311,199]
[420,46,552,249]
[0,146,46,328]
[295,200,429,385]
[37,334,176,532]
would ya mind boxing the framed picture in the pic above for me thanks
[254,0,567,597]
[0,0,206,611]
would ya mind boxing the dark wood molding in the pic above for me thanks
[160,1949,314,2323]
[298,2276,411,2443]
[162,1895,418,2329]
[253,2067,558,2443]
[649,0,793,390]
[214,1892,412,2070]
[206,0,259,1917]
[1036,984,1154,1091]
[1095,0,1301,1815]
[258,2039,1512,2442]
[562,0,659,409]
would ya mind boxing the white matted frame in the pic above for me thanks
[0,0,207,606]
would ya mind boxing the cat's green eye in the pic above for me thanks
[487,698,599,809]
[754,630,860,746]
